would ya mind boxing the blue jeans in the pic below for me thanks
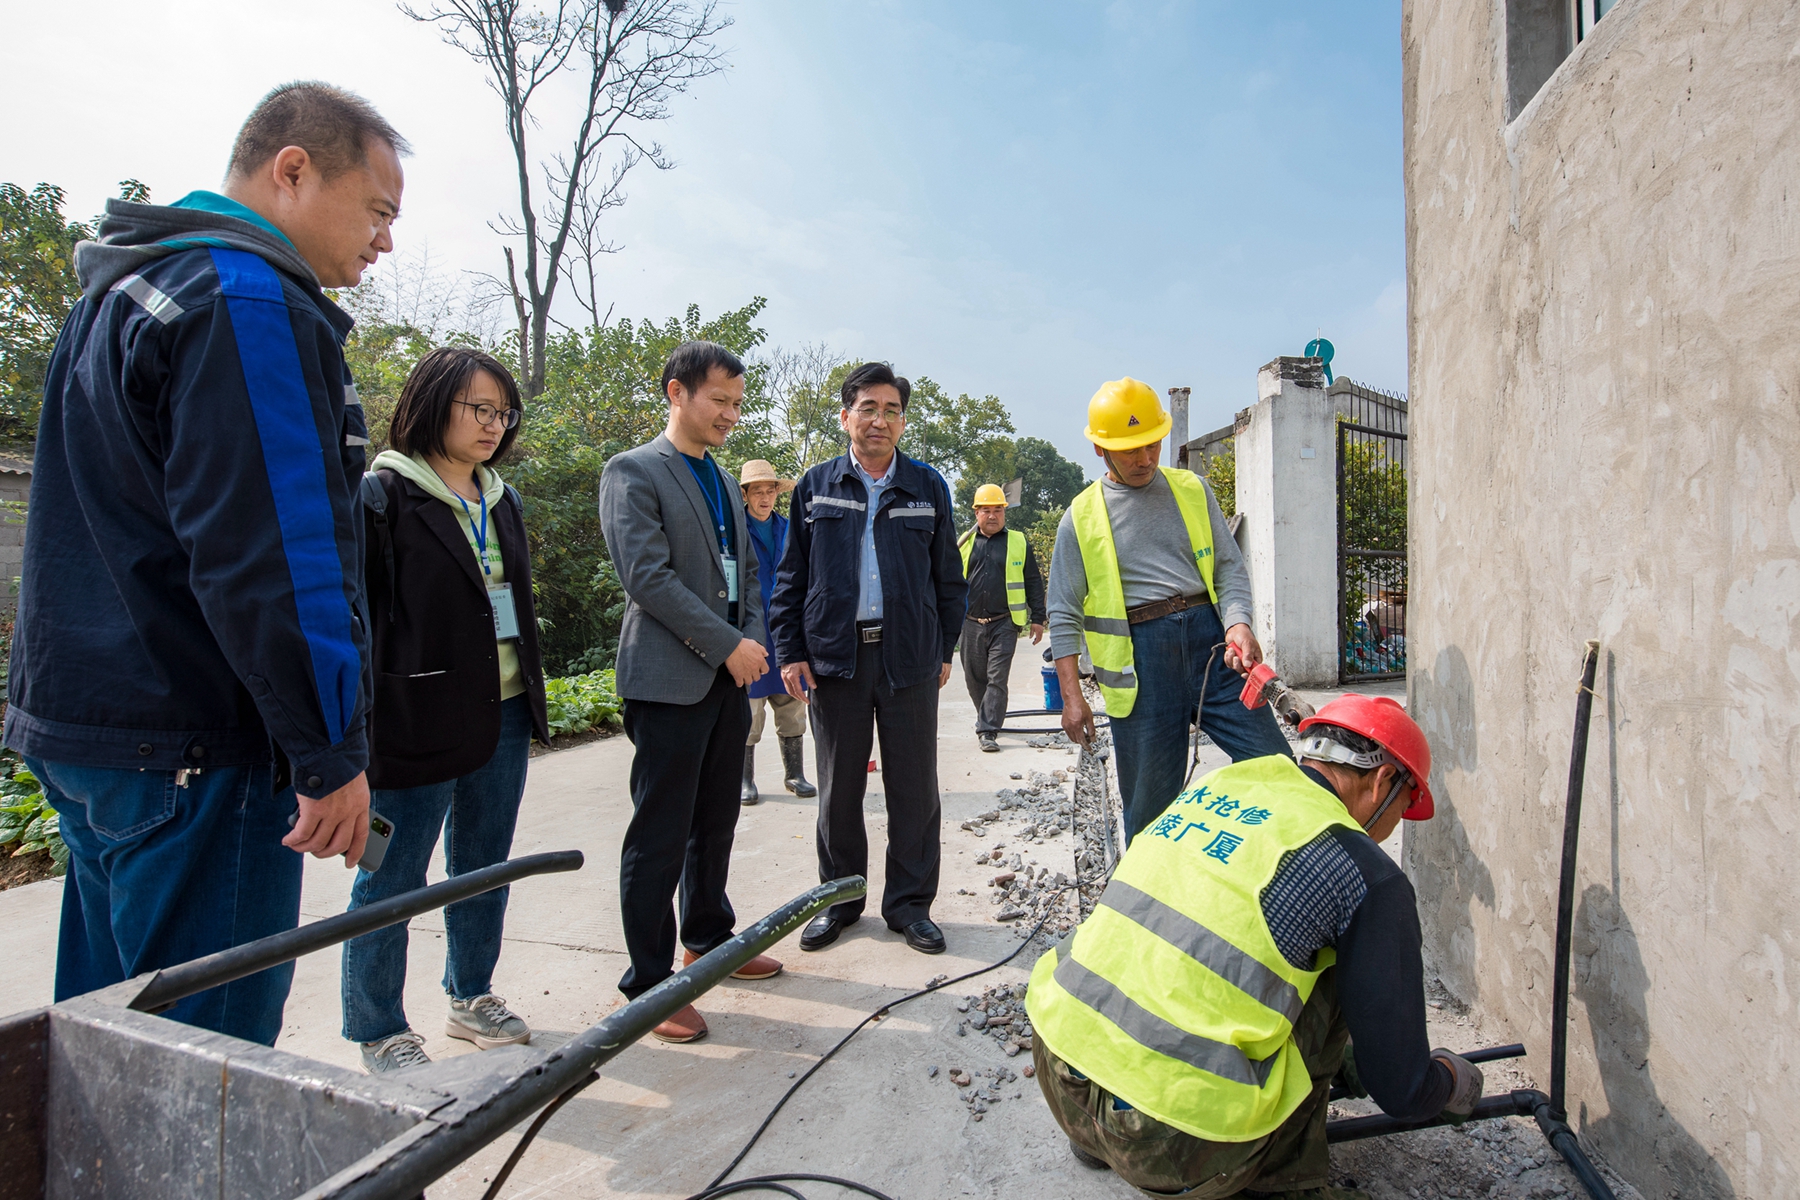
[1108,604,1292,842]
[29,757,302,1047]
[341,695,531,1043]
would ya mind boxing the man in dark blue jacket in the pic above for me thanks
[769,362,967,955]
[5,82,406,1045]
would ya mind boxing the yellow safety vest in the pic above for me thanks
[1026,755,1360,1143]
[1068,467,1216,718]
[960,528,1030,630]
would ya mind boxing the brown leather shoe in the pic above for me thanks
[683,948,784,980]
[651,1003,707,1043]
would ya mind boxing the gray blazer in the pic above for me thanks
[598,433,762,704]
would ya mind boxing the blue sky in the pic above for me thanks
[3,1,1405,471]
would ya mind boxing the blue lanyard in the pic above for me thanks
[454,489,492,577]
[683,454,731,552]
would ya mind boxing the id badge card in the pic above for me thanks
[488,583,521,640]
[722,553,740,603]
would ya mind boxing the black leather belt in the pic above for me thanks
[1125,591,1212,625]
[858,621,883,643]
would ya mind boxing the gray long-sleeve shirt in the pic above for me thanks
[1046,471,1252,660]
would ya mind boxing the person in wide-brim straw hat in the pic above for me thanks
[738,459,795,494]
[736,459,812,804]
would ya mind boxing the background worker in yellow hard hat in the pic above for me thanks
[1046,377,1292,840]
[958,484,1046,752]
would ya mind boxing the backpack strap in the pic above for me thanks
[360,471,396,624]
[503,483,523,517]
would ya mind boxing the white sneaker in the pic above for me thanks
[361,1029,432,1074]
[446,992,532,1049]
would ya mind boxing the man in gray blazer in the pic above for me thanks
[597,340,782,1044]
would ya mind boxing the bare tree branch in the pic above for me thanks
[404,0,730,395]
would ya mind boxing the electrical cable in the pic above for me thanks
[691,902,1065,1198]
[481,903,1067,1200]
[1180,642,1227,792]
[479,1070,600,1200]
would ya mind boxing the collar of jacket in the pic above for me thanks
[821,449,928,500]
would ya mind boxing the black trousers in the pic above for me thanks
[618,666,751,998]
[811,639,941,927]
[960,617,1020,734]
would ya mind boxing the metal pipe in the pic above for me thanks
[129,850,585,1013]
[1329,1043,1524,1100]
[305,875,868,1200]
[1326,1090,1530,1143]
[1552,640,1601,1117]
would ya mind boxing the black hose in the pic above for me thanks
[1551,640,1602,1117]
[129,851,585,1013]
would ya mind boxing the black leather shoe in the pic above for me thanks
[896,918,946,954]
[1069,1139,1111,1170]
[800,912,858,951]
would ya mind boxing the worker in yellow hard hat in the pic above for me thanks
[1045,378,1292,840]
[958,483,1045,752]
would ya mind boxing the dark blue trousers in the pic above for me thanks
[30,757,302,1046]
[1107,604,1292,843]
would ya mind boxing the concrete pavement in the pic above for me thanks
[0,638,1129,1199]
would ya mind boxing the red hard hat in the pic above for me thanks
[1298,694,1435,820]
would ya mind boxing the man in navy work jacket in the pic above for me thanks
[4,83,405,1046]
[769,362,968,956]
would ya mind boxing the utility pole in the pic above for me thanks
[1167,386,1191,468]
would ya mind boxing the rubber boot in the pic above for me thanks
[741,747,759,805]
[780,735,817,797]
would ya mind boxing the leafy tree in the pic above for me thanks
[901,376,1014,482]
[953,435,1085,530]
[0,180,147,446]
[1201,442,1237,518]
[1338,430,1407,661]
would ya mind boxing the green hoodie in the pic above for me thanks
[372,450,525,701]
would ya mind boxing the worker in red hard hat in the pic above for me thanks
[1026,695,1482,1199]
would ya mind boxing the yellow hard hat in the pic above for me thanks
[972,483,1008,508]
[1084,377,1171,450]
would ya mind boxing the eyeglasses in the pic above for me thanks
[848,404,905,424]
[454,399,521,429]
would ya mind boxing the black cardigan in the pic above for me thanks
[363,467,551,788]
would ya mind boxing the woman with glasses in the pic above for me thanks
[342,346,551,1074]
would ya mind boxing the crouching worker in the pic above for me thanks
[1025,697,1483,1198]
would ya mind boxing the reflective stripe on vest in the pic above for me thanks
[960,528,1030,629]
[1025,755,1360,1143]
[1068,468,1217,718]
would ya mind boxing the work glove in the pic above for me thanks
[1431,1049,1485,1125]
[1332,1042,1368,1099]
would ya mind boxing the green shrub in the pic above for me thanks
[543,669,624,737]
[0,750,64,874]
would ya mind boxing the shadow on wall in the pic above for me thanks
[1574,883,1736,1199]
[1408,643,1495,1003]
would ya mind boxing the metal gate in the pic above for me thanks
[1334,381,1408,683]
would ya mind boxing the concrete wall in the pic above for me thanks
[1234,357,1340,687]
[1403,2,1800,1196]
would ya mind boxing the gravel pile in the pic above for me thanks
[950,981,1035,1057]
[935,1061,1031,1122]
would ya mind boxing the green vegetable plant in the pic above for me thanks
[543,668,623,738]
[0,750,64,874]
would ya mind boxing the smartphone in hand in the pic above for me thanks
[288,808,394,872]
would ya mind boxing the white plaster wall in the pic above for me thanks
[1403,2,1800,1196]
[1235,361,1340,686]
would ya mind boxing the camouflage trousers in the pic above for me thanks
[1032,968,1349,1197]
